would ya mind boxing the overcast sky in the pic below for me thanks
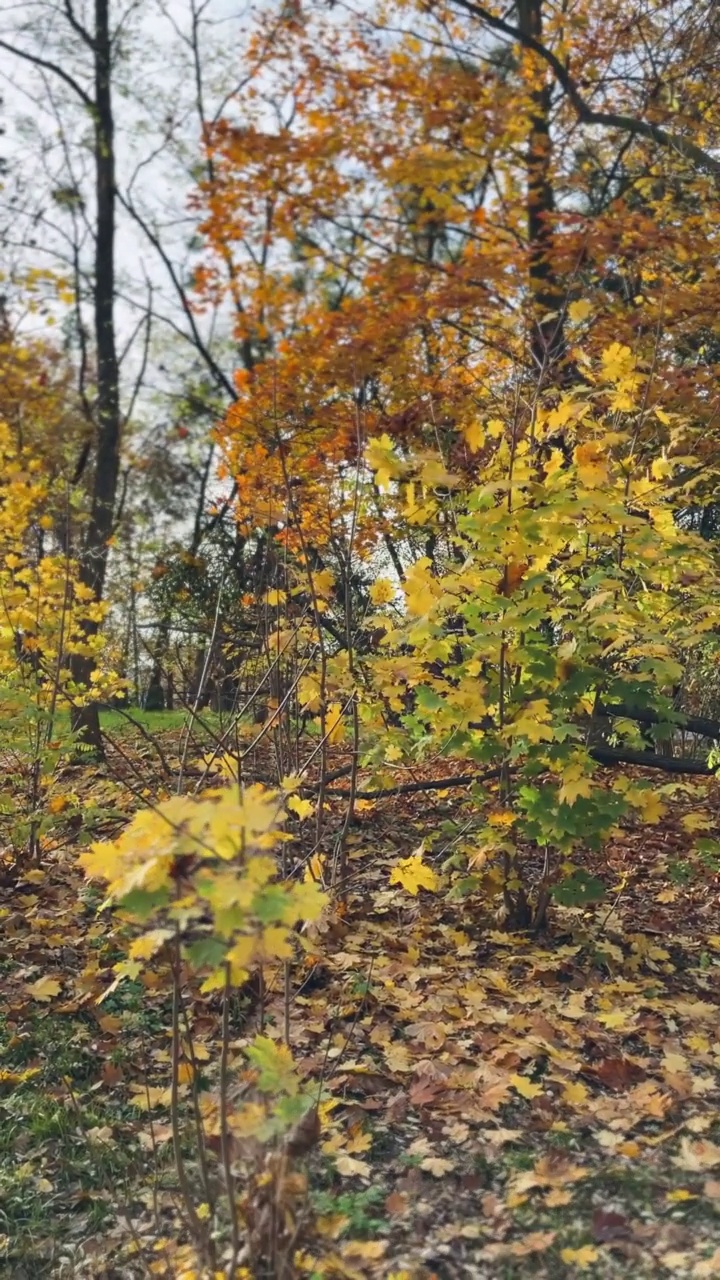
[1,0,261,396]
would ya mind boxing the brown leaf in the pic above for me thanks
[409,1076,445,1108]
[396,1167,424,1195]
[406,1021,447,1051]
[497,560,529,597]
[594,1056,646,1091]
[385,1090,408,1124]
[385,1191,409,1216]
[592,1208,631,1242]
[100,1060,124,1086]
[286,1106,320,1156]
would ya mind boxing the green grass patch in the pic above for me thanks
[0,1011,147,1276]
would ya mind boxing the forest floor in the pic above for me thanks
[1,716,720,1279]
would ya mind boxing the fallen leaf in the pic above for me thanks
[510,1073,544,1100]
[513,1155,589,1195]
[101,1060,124,1086]
[545,1188,573,1207]
[409,1076,446,1107]
[561,1245,599,1268]
[510,1230,557,1256]
[25,976,62,1002]
[480,1127,523,1146]
[342,1240,388,1260]
[592,1208,631,1242]
[562,1080,589,1106]
[674,1139,720,1172]
[389,852,440,896]
[335,1154,371,1178]
[694,1249,720,1278]
[421,1155,455,1177]
[385,1191,409,1216]
[594,1056,646,1090]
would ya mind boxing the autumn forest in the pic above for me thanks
[2,0,720,1276]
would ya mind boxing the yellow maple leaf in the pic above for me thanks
[596,1008,632,1030]
[128,928,173,961]
[651,456,672,481]
[514,1156,588,1193]
[632,790,665,824]
[343,1240,388,1260]
[226,936,255,971]
[366,433,401,491]
[258,924,294,961]
[559,762,594,806]
[324,702,346,745]
[487,809,515,827]
[601,341,636,382]
[562,1081,589,1106]
[574,441,608,487]
[312,568,335,598]
[369,577,396,606]
[568,298,592,323]
[287,794,315,821]
[384,1042,413,1073]
[0,1066,41,1086]
[298,675,322,712]
[507,699,554,744]
[26,976,62,1002]
[681,811,712,833]
[129,1084,173,1110]
[560,1245,598,1269]
[662,1051,689,1075]
[463,421,484,452]
[403,557,442,617]
[510,1074,544,1100]
[389,853,440,896]
[346,1130,372,1155]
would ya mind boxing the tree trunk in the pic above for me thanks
[517,0,566,380]
[70,0,121,754]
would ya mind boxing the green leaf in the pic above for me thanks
[246,1035,300,1096]
[186,937,227,969]
[552,870,606,907]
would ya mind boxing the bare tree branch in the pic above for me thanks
[117,187,239,402]
[443,0,720,179]
[63,0,96,51]
[0,39,93,108]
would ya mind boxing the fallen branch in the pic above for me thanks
[323,767,503,799]
[319,747,714,801]
[588,746,714,775]
[598,702,720,742]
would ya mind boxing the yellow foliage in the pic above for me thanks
[390,850,440,896]
[80,781,328,997]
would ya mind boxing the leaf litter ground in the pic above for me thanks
[1,728,720,1279]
